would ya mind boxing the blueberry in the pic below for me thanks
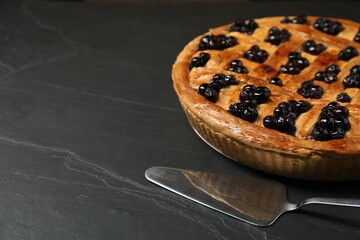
[212,73,226,80]
[302,40,326,55]
[278,102,292,112]
[343,73,360,88]
[335,116,351,130]
[289,100,298,109]
[268,114,296,135]
[263,115,275,127]
[314,64,340,83]
[269,77,283,86]
[323,72,338,83]
[229,19,258,35]
[230,84,271,122]
[319,117,335,129]
[198,83,218,102]
[295,100,312,114]
[295,58,309,68]
[254,86,270,104]
[224,75,237,85]
[338,46,358,61]
[239,85,270,104]
[331,127,346,139]
[190,53,211,70]
[320,108,334,118]
[265,27,291,46]
[280,64,301,75]
[199,34,238,50]
[204,87,219,102]
[241,106,259,122]
[310,85,324,99]
[335,106,349,117]
[243,45,269,63]
[314,71,325,80]
[354,29,360,43]
[313,18,344,35]
[311,126,330,141]
[263,100,311,135]
[280,52,309,75]
[281,14,308,24]
[300,80,313,89]
[285,115,296,129]
[350,65,360,74]
[209,82,222,92]
[327,101,341,111]
[327,64,340,74]
[228,102,258,122]
[210,73,226,90]
[198,73,238,102]
[337,92,351,102]
[311,102,350,141]
[210,73,237,89]
[289,52,301,59]
[273,106,284,117]
[242,99,258,108]
[287,112,298,119]
[198,83,208,95]
[228,60,249,74]
[240,88,254,102]
[243,85,256,92]
[297,80,323,99]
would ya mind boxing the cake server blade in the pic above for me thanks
[145,166,287,226]
[145,166,360,227]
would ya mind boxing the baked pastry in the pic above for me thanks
[172,15,360,180]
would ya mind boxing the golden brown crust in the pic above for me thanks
[172,16,360,180]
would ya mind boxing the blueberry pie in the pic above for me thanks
[172,15,360,180]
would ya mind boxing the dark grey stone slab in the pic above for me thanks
[0,1,358,239]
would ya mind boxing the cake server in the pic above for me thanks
[145,166,360,227]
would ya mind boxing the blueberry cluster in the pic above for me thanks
[263,100,312,135]
[281,14,308,24]
[313,18,344,36]
[243,45,269,63]
[228,85,270,122]
[269,77,283,86]
[228,60,249,74]
[190,53,211,70]
[302,40,326,55]
[280,52,309,75]
[265,27,291,46]
[354,29,360,43]
[338,46,358,61]
[297,80,324,99]
[198,74,237,102]
[343,65,360,88]
[229,19,258,35]
[239,85,271,104]
[314,64,340,83]
[337,92,352,103]
[199,34,238,50]
[310,102,351,141]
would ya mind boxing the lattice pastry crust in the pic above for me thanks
[172,16,360,180]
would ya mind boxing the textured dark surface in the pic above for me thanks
[0,1,359,239]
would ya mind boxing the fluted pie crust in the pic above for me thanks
[172,16,360,180]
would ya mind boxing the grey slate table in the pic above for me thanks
[0,1,359,239]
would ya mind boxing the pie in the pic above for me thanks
[171,15,360,180]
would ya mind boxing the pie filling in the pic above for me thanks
[189,15,360,142]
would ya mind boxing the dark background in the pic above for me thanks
[0,1,359,239]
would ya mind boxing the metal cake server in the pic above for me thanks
[145,166,360,227]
